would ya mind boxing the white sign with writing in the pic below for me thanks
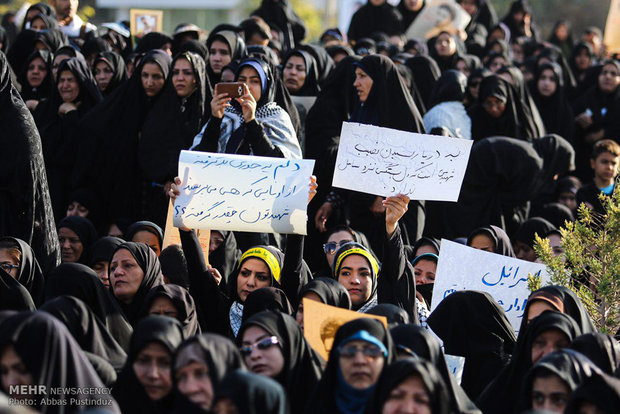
[444,354,465,385]
[333,122,472,201]
[431,240,551,333]
[173,151,315,234]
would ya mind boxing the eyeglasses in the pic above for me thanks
[240,336,279,357]
[0,263,19,273]
[338,344,384,359]
[323,240,354,254]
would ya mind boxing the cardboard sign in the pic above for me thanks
[333,122,472,201]
[604,0,620,53]
[405,0,470,39]
[162,201,210,266]
[303,298,387,361]
[173,151,314,234]
[431,240,551,334]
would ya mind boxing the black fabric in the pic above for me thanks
[514,217,557,248]
[283,49,319,96]
[18,49,53,101]
[44,263,133,351]
[206,30,246,86]
[57,216,98,264]
[466,225,516,257]
[305,318,395,414]
[113,315,184,414]
[397,0,425,30]
[88,236,124,267]
[141,284,200,337]
[40,295,127,371]
[536,202,574,229]
[476,311,581,414]
[409,237,441,259]
[364,358,451,414]
[427,291,516,400]
[252,0,307,50]
[7,29,38,76]
[82,37,112,60]
[134,32,173,54]
[390,324,481,414]
[570,333,620,376]
[0,311,120,413]
[0,50,60,275]
[238,311,323,414]
[241,287,294,323]
[297,43,335,86]
[215,370,290,414]
[176,39,208,60]
[501,0,539,41]
[125,220,164,248]
[0,268,36,311]
[404,55,441,110]
[564,371,620,414]
[93,51,127,96]
[36,28,69,53]
[72,49,172,223]
[109,242,165,326]
[428,69,468,107]
[347,1,403,41]
[297,277,352,310]
[366,303,410,327]
[209,230,241,287]
[0,236,45,306]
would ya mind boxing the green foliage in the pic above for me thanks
[533,185,620,333]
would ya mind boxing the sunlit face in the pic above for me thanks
[58,227,83,263]
[537,69,558,98]
[483,96,506,118]
[381,374,431,414]
[66,201,89,218]
[149,296,178,319]
[176,361,213,411]
[0,249,20,279]
[141,62,165,97]
[325,230,355,266]
[172,58,196,99]
[338,339,385,389]
[27,57,47,88]
[0,345,34,400]
[459,0,478,16]
[53,0,78,20]
[414,259,436,285]
[30,16,47,31]
[110,249,144,304]
[548,234,566,262]
[338,255,373,308]
[456,59,470,77]
[353,67,373,103]
[133,342,173,401]
[515,240,537,262]
[598,63,620,94]
[53,54,70,80]
[241,325,284,379]
[237,66,262,102]
[469,233,495,253]
[57,70,80,103]
[531,329,570,364]
[132,230,161,256]
[404,0,424,12]
[531,374,570,413]
[94,60,114,92]
[591,152,619,184]
[295,291,322,329]
[435,33,456,57]
[526,300,555,324]
[91,260,110,287]
[489,56,507,73]
[283,55,306,93]
[209,39,231,75]
[236,258,271,302]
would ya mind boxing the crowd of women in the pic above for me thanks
[1,0,620,413]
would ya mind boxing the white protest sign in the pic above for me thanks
[173,151,315,235]
[332,122,472,201]
[431,240,551,333]
[444,354,465,385]
[405,0,470,39]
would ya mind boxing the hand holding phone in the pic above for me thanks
[215,82,245,99]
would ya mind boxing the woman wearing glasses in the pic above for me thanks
[305,318,395,414]
[237,310,323,414]
[0,237,45,306]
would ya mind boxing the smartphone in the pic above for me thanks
[215,82,244,98]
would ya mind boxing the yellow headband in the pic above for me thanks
[239,247,281,283]
[334,247,379,277]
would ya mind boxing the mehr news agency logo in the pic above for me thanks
[8,385,114,407]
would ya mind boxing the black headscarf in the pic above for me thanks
[570,333,620,376]
[35,28,69,52]
[41,295,127,371]
[282,49,319,96]
[109,242,164,326]
[176,39,208,60]
[125,220,164,249]
[22,3,56,29]
[139,51,210,183]
[0,51,60,275]
[564,371,620,414]
[251,0,307,50]
[466,225,516,257]
[0,236,45,306]
[141,284,200,337]
[514,217,557,249]
[501,0,538,40]
[113,315,184,414]
[134,32,173,54]
[93,51,127,96]
[404,55,441,110]
[88,236,124,267]
[427,290,516,400]
[6,29,38,76]
[209,230,242,286]
[0,268,36,311]
[297,43,335,86]
[298,277,352,310]
[206,29,246,86]
[428,69,468,107]
[476,311,581,414]
[398,0,425,30]
[364,358,451,414]
[57,216,98,264]
[18,49,53,101]
[44,263,133,350]
[0,311,120,413]
[366,303,410,327]
[464,67,491,108]
[390,324,481,414]
[238,311,323,413]
[215,370,290,414]
[536,202,575,229]
[568,41,594,85]
[347,0,403,41]
[350,54,425,133]
[241,288,294,323]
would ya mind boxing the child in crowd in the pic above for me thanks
[576,139,620,214]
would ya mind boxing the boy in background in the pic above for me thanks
[576,139,620,214]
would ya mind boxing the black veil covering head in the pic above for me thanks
[215,370,290,414]
[564,371,620,414]
[209,230,241,286]
[282,48,319,96]
[113,315,184,414]
[44,263,133,350]
[390,324,481,414]
[297,277,352,310]
[125,220,164,248]
[109,242,164,326]
[476,311,581,414]
[466,225,516,257]
[364,358,451,414]
[366,303,410,326]
[206,29,247,86]
[351,54,425,133]
[18,49,53,101]
[0,268,36,311]
[0,236,45,306]
[6,29,38,76]
[347,0,403,41]
[404,55,441,111]
[0,51,60,275]
[139,51,210,184]
[0,311,121,413]
[238,311,323,414]
[428,69,468,107]
[141,284,200,337]
[40,295,127,371]
[88,236,124,267]
[57,215,98,264]
[241,287,293,323]
[514,217,556,248]
[297,43,335,86]
[427,290,516,400]
[35,28,69,53]
[93,51,128,96]
[134,32,173,54]
[71,49,172,223]
[570,333,620,376]
[251,0,307,49]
